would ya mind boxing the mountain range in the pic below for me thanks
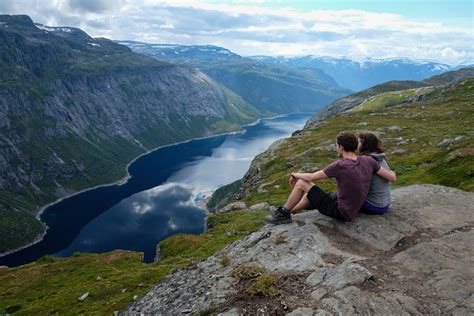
[117,41,351,114]
[250,55,471,91]
[116,40,471,94]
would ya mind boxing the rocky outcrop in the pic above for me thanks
[125,185,474,315]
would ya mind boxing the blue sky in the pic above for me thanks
[203,0,473,22]
[1,0,472,64]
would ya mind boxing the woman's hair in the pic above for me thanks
[358,133,384,155]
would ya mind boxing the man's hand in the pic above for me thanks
[377,167,396,182]
[289,173,297,188]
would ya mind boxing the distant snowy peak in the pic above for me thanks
[34,23,92,40]
[35,24,72,33]
[256,55,453,68]
[117,41,241,61]
[247,55,463,91]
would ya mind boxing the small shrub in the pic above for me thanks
[245,273,280,297]
[231,263,266,280]
[220,253,231,267]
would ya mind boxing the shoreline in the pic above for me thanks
[1,112,302,259]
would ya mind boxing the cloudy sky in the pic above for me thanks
[1,0,473,65]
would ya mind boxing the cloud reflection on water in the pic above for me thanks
[56,182,205,261]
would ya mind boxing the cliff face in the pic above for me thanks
[0,15,262,253]
[0,66,248,201]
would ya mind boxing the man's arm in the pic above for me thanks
[377,166,396,182]
[291,170,328,182]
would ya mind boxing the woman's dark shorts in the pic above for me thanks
[306,185,347,221]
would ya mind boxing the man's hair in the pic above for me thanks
[336,132,358,152]
[358,133,384,155]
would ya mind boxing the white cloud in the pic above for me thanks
[1,0,472,64]
[155,23,174,29]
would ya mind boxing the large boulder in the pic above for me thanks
[124,185,474,315]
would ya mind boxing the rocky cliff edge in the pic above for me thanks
[124,184,474,315]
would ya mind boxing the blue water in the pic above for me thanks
[0,113,311,267]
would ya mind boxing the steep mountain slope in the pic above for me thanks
[304,67,474,128]
[250,55,459,91]
[118,41,351,114]
[0,15,262,254]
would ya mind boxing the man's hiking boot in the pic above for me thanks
[266,206,292,225]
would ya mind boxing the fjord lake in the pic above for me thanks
[0,113,312,267]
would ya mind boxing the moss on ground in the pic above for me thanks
[244,273,281,297]
[231,264,280,297]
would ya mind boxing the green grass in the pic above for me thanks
[0,209,268,315]
[352,87,434,112]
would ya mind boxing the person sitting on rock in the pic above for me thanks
[266,132,396,224]
[358,133,392,214]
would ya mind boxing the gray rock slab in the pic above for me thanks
[392,230,474,308]
[217,202,247,213]
[249,202,270,210]
[315,185,474,251]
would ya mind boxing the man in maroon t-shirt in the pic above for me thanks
[267,132,396,224]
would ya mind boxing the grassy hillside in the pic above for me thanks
[237,77,473,207]
[0,76,472,315]
[351,86,435,112]
[305,67,474,127]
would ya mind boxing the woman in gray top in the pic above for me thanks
[358,133,391,214]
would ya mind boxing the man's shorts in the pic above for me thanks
[306,185,347,221]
